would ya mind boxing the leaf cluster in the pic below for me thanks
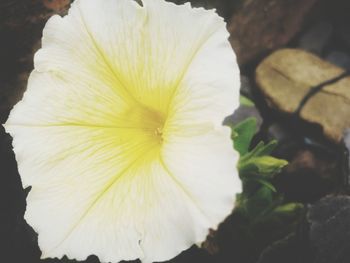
[226,115,304,259]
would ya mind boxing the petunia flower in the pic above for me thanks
[4,0,241,262]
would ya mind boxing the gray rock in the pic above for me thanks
[256,48,350,143]
[226,104,263,131]
[338,23,350,49]
[298,21,333,55]
[326,51,350,70]
[257,233,304,263]
[240,75,254,99]
[345,129,350,145]
[308,195,350,263]
[267,123,291,142]
[344,128,350,186]
[228,0,318,65]
[224,75,262,129]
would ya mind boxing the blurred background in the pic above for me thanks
[1,0,350,263]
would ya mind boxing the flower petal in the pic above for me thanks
[162,127,241,227]
[164,19,240,132]
[141,127,241,263]
[4,0,241,262]
[8,121,229,262]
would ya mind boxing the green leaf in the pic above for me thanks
[249,177,277,192]
[253,140,278,157]
[242,173,277,194]
[240,95,255,107]
[245,186,274,219]
[240,140,278,162]
[239,155,288,177]
[230,117,301,256]
[273,203,304,216]
[232,117,257,155]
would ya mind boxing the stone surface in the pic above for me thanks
[0,0,71,123]
[285,148,338,182]
[257,233,310,263]
[228,0,319,65]
[326,51,350,70]
[256,48,350,143]
[240,75,254,99]
[43,0,70,12]
[172,0,239,21]
[267,123,292,142]
[344,128,350,187]
[298,21,333,55]
[308,195,350,263]
[337,20,350,50]
[225,74,262,130]
[345,128,350,156]
[227,104,263,129]
[275,146,338,203]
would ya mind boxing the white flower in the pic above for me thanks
[4,0,241,262]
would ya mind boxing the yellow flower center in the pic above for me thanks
[119,102,167,150]
[142,107,165,144]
